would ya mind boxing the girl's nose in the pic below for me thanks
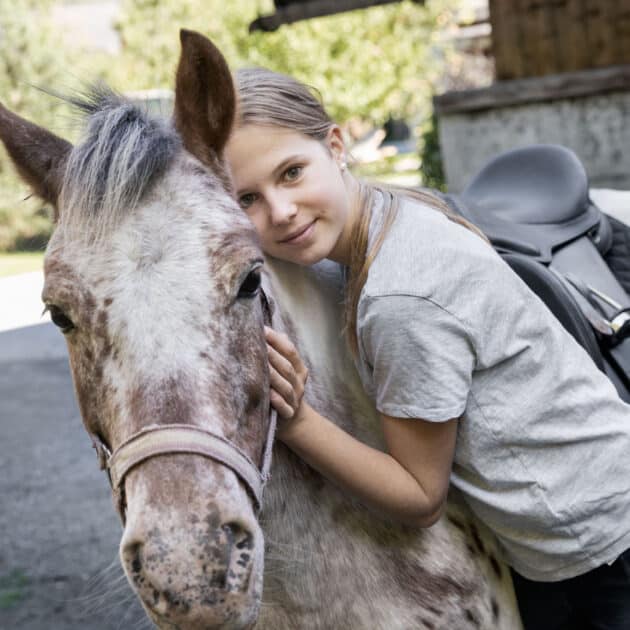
[268,192,298,225]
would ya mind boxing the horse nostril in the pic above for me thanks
[222,521,255,592]
[124,541,143,575]
[223,521,254,551]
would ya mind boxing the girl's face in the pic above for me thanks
[225,124,355,266]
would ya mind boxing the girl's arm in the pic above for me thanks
[266,327,458,527]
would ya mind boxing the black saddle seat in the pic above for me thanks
[457,145,605,263]
[462,144,588,224]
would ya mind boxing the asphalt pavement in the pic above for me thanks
[0,273,145,630]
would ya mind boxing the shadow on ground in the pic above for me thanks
[0,323,146,629]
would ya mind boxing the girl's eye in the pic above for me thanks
[283,166,302,182]
[239,193,258,210]
[47,305,75,333]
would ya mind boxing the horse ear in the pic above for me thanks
[173,30,236,166]
[0,102,72,222]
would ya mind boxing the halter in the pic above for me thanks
[90,287,278,524]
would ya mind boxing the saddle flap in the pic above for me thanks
[551,236,629,313]
[501,253,604,370]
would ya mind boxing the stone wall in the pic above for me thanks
[434,66,630,193]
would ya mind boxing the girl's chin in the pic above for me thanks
[290,251,326,266]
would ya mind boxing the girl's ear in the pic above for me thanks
[325,126,346,165]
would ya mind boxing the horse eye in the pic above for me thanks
[48,305,75,333]
[238,269,262,299]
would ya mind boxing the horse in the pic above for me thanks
[0,30,521,629]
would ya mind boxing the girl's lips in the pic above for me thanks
[280,220,316,245]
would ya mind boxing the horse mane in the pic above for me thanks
[59,83,181,241]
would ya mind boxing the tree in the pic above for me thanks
[113,0,456,124]
[0,0,459,250]
[0,0,71,250]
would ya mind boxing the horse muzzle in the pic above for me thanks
[119,454,264,630]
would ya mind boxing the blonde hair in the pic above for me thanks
[233,68,487,355]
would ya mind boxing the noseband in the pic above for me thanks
[90,287,278,524]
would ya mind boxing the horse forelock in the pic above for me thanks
[58,83,181,242]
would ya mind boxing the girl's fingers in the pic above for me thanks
[269,387,294,419]
[267,342,295,381]
[265,327,309,420]
[269,364,295,405]
[265,327,303,370]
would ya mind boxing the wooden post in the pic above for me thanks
[489,0,630,80]
[619,0,630,62]
[564,0,590,73]
[489,0,524,80]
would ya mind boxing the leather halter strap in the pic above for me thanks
[90,285,278,522]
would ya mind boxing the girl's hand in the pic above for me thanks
[264,326,309,428]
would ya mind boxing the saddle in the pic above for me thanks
[442,145,630,403]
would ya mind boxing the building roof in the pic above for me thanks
[249,0,424,32]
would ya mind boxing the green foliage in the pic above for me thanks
[0,569,29,609]
[113,0,455,124]
[0,0,71,251]
[0,0,458,251]
[419,111,446,190]
[0,252,44,278]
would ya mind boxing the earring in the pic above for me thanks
[340,160,347,171]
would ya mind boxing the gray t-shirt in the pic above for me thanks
[354,195,630,581]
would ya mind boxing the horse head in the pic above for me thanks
[0,31,272,629]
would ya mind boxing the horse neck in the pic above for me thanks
[263,257,380,442]
[260,257,384,556]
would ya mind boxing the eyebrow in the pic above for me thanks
[272,154,306,177]
[236,154,306,197]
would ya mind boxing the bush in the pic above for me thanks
[113,0,456,124]
[0,0,458,251]
[419,111,446,191]
[0,0,72,251]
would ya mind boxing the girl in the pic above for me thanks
[224,67,630,630]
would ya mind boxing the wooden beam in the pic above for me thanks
[249,0,425,32]
[433,64,630,114]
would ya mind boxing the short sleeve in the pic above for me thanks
[358,294,476,421]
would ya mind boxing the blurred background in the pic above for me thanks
[0,0,490,262]
[1,1,629,627]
